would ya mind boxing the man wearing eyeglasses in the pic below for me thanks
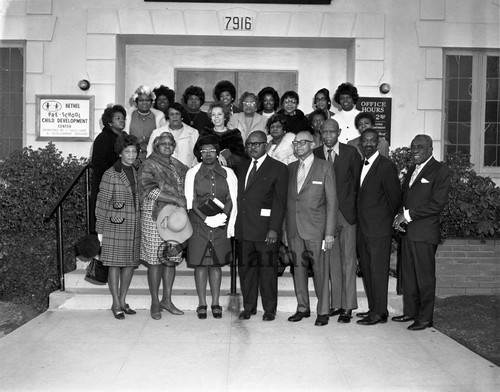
[286,131,338,326]
[235,131,289,321]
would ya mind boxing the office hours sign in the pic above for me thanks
[36,95,94,141]
[356,97,392,144]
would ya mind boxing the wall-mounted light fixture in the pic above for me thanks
[78,79,91,91]
[379,83,391,94]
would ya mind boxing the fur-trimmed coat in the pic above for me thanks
[96,160,141,266]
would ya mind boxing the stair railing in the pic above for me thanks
[44,163,92,291]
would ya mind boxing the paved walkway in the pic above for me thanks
[0,308,498,392]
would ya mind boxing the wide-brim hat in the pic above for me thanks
[156,204,193,243]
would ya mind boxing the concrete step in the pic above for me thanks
[51,263,403,313]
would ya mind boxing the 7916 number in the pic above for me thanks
[224,16,253,31]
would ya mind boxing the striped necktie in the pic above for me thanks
[297,161,306,192]
[246,160,258,189]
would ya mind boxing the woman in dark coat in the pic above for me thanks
[138,132,189,320]
[197,102,246,169]
[184,134,238,319]
[276,91,310,135]
[95,134,141,319]
[90,104,127,233]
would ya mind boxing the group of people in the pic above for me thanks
[91,79,451,332]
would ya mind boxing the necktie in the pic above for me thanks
[409,164,421,187]
[297,161,306,192]
[246,160,258,189]
[327,149,333,162]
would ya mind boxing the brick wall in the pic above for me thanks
[436,239,500,296]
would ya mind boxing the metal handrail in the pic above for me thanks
[44,162,92,291]
[43,161,239,295]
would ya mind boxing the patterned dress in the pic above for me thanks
[138,153,187,265]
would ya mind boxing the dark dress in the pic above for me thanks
[187,163,232,267]
[197,127,246,169]
[277,108,310,135]
[90,126,124,233]
[184,110,211,134]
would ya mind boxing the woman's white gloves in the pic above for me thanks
[204,213,227,228]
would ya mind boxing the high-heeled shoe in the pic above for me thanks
[196,305,207,320]
[211,305,222,319]
[120,304,136,315]
[111,307,125,320]
[150,303,161,320]
[160,302,184,315]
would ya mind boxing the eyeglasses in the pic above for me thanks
[138,98,152,103]
[292,140,313,147]
[243,101,257,107]
[315,97,327,102]
[245,141,267,148]
[159,142,175,147]
[200,149,217,154]
[283,99,297,104]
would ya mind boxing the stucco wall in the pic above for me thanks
[1,0,499,162]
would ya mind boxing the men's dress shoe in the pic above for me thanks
[262,312,275,321]
[315,314,329,326]
[288,311,311,322]
[356,311,371,318]
[329,308,343,317]
[239,310,256,320]
[357,314,384,326]
[408,321,433,331]
[338,310,352,323]
[392,315,415,323]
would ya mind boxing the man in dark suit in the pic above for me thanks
[313,119,361,323]
[392,135,451,331]
[287,131,338,326]
[356,129,401,326]
[235,131,288,321]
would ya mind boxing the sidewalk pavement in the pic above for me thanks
[0,307,498,392]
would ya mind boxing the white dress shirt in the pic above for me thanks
[360,151,379,186]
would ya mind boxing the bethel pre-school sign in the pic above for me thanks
[36,95,95,141]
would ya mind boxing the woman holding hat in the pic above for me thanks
[138,132,188,320]
[184,134,238,319]
[95,134,141,320]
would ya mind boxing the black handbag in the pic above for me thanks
[84,257,109,285]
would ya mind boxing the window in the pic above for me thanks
[444,51,500,176]
[0,44,24,160]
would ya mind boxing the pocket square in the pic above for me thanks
[312,181,323,185]
[421,178,430,183]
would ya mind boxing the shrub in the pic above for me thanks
[0,143,89,308]
[389,149,500,240]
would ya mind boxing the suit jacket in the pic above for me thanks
[286,156,338,240]
[357,154,401,237]
[227,112,268,142]
[313,143,361,225]
[403,157,451,244]
[235,156,288,242]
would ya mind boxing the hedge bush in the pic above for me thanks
[389,148,500,240]
[0,143,88,308]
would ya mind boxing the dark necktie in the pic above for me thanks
[246,160,258,189]
[327,149,333,162]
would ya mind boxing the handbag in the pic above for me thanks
[84,257,109,285]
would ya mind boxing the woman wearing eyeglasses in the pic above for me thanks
[138,132,188,320]
[184,134,238,319]
[308,88,336,120]
[197,102,246,169]
[227,92,267,142]
[124,85,167,163]
[277,91,310,135]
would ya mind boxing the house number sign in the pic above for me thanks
[224,16,253,31]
